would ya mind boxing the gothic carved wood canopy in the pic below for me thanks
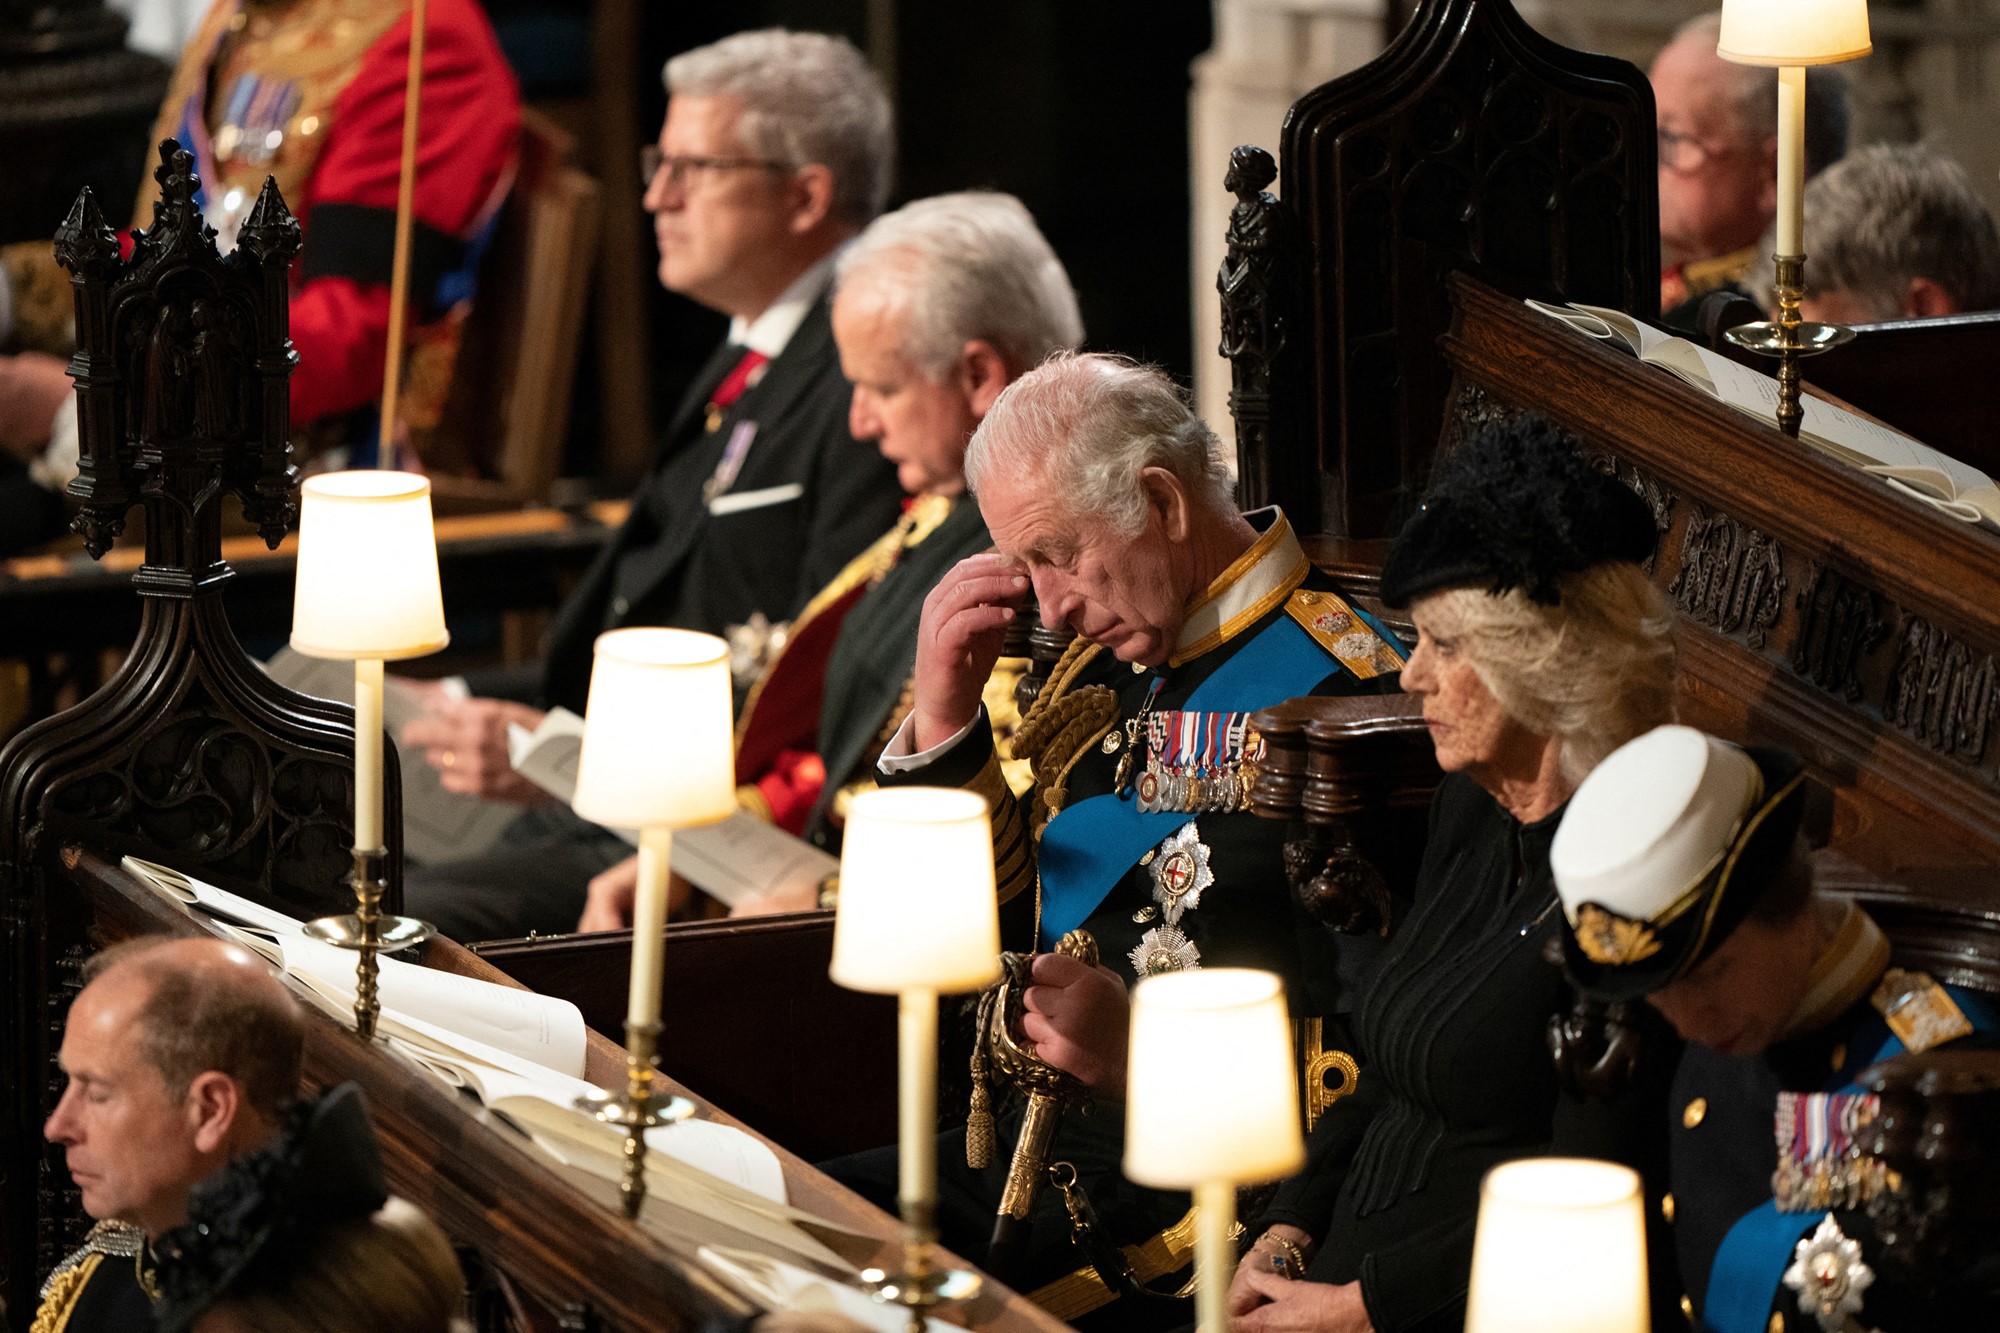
[1224,0,1660,541]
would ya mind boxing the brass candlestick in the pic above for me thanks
[304,846,433,1040]
[861,1199,981,1333]
[575,1019,695,1219]
[1725,253,1856,438]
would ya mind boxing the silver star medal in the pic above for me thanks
[1782,1214,1875,1332]
[1130,923,1201,977]
[1148,822,1214,925]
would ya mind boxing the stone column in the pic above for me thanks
[1189,0,1390,464]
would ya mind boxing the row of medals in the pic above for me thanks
[1106,713,1262,815]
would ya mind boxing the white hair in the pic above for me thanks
[664,29,893,223]
[964,352,1233,536]
[834,192,1084,381]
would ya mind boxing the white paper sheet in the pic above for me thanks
[508,709,837,908]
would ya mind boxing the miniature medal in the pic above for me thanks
[1148,822,1214,925]
[1781,1215,1874,1332]
[1772,1092,1889,1213]
[1129,923,1201,977]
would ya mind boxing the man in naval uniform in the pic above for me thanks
[1551,725,1999,1332]
[33,937,303,1333]
[576,188,1083,925]
[400,30,906,942]
[829,352,1404,1327]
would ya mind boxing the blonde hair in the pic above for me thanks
[197,1198,466,1333]
[1417,563,1676,784]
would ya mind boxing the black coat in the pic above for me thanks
[1261,774,1674,1333]
[470,294,904,714]
[804,495,993,848]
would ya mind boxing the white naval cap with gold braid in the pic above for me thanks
[1550,725,1762,930]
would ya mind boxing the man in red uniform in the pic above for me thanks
[144,0,521,459]
[0,0,520,520]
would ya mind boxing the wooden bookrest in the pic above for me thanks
[474,913,900,1165]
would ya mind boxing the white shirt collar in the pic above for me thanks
[726,245,843,358]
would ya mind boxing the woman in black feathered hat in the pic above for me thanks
[1228,413,1682,1333]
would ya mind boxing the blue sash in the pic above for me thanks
[1702,984,1996,1333]
[1034,614,1344,948]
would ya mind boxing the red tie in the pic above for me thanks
[705,348,771,433]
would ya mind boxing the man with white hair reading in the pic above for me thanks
[578,189,1083,926]
[402,29,906,941]
[828,353,1406,1321]
[1551,725,1999,1331]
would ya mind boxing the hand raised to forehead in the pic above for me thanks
[908,553,1029,751]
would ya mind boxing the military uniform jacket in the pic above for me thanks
[471,292,904,715]
[881,508,1403,995]
[31,1221,157,1333]
[1670,906,2000,1333]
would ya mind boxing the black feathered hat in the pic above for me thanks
[153,1084,386,1333]
[1378,414,1658,609]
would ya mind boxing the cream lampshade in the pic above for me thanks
[830,787,1001,994]
[571,628,737,831]
[1718,0,1871,66]
[1124,968,1304,1188]
[290,471,449,660]
[1464,1158,1648,1333]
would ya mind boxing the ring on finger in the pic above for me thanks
[440,750,456,768]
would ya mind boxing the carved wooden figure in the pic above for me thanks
[0,142,402,1307]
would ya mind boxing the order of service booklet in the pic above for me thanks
[1526,299,2000,527]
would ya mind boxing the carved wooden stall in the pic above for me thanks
[1223,0,1660,540]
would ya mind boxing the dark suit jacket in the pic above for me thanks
[470,293,903,714]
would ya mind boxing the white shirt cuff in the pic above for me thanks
[878,710,978,774]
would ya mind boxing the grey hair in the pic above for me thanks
[1672,12,1849,175]
[1753,143,2000,319]
[1414,563,1677,786]
[664,29,893,223]
[963,352,1234,536]
[834,191,1084,381]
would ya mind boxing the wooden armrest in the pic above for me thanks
[1249,695,1439,936]
[1251,693,1435,823]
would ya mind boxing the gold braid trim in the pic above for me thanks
[31,1253,102,1333]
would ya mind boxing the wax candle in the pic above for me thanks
[1194,1180,1236,1333]
[627,825,673,1029]
[1776,66,1805,256]
[899,988,939,1215]
[353,659,384,850]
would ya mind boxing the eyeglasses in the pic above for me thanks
[1656,125,1734,174]
[640,147,795,191]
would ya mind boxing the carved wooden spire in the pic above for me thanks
[59,139,300,559]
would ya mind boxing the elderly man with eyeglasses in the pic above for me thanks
[1651,12,1849,322]
[399,29,906,944]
